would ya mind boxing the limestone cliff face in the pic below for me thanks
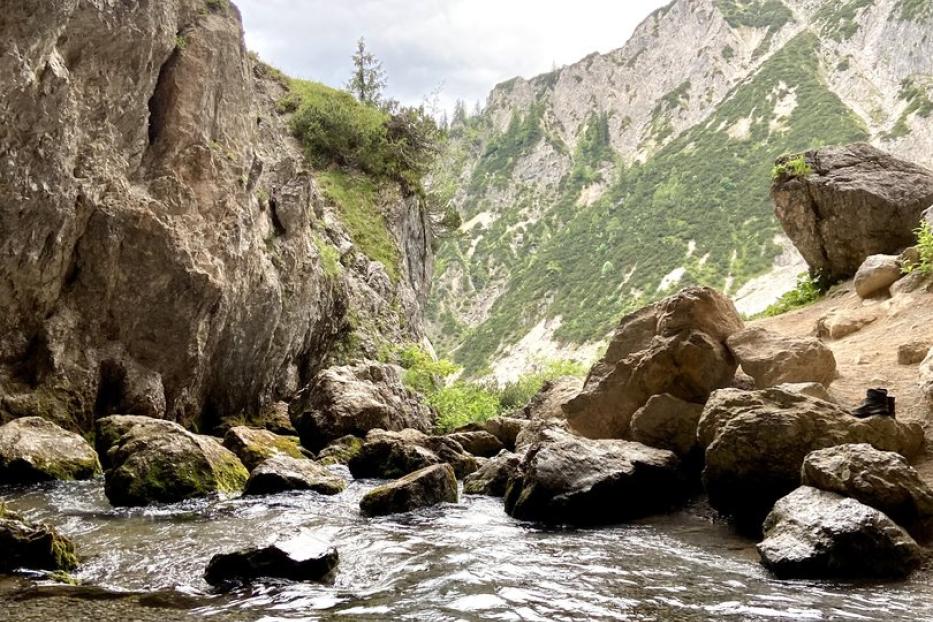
[430,0,933,380]
[0,0,433,431]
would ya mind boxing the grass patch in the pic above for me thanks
[902,221,933,276]
[313,234,343,279]
[771,154,812,181]
[317,169,399,282]
[757,272,829,317]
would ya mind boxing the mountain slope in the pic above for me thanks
[429,0,933,379]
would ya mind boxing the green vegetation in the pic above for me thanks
[771,154,812,181]
[571,111,615,186]
[431,32,869,375]
[648,81,691,143]
[468,104,544,193]
[815,0,874,42]
[716,0,794,30]
[313,234,343,279]
[902,221,933,276]
[896,0,933,21]
[316,170,400,282]
[758,272,829,317]
[174,34,188,50]
[886,78,933,139]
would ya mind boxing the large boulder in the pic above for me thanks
[359,464,458,517]
[463,451,523,497]
[222,426,306,471]
[629,394,703,459]
[100,416,249,506]
[565,287,743,438]
[757,487,923,579]
[244,455,346,496]
[0,417,101,484]
[700,388,925,529]
[0,506,78,572]
[348,428,478,479]
[772,144,933,280]
[514,419,574,451]
[444,431,504,458]
[205,540,338,587]
[503,436,686,525]
[315,435,363,466]
[726,328,836,388]
[519,376,583,420]
[289,363,435,451]
[854,254,902,299]
[816,308,879,340]
[802,444,933,538]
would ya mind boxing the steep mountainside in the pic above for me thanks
[429,0,933,379]
[0,0,432,432]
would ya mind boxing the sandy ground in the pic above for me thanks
[754,275,933,483]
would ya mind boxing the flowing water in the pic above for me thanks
[2,469,932,622]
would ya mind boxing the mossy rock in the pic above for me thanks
[0,417,101,484]
[0,515,79,572]
[359,464,458,517]
[315,435,363,466]
[222,426,306,471]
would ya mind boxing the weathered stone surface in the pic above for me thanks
[727,328,836,388]
[315,435,363,466]
[290,363,435,451]
[463,451,523,497]
[700,388,925,529]
[0,417,100,484]
[359,464,458,517]
[101,417,248,506]
[565,287,742,438]
[0,0,433,435]
[481,417,527,451]
[0,508,79,573]
[629,394,703,458]
[445,431,505,458]
[223,426,305,471]
[514,419,574,451]
[205,541,338,587]
[519,377,583,420]
[815,308,879,340]
[348,429,478,479]
[772,144,933,280]
[921,349,933,408]
[244,454,345,496]
[504,436,686,524]
[758,487,923,579]
[801,444,933,538]
[854,254,902,298]
[773,382,836,403]
[898,342,930,366]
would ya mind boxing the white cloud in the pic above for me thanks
[236,0,670,113]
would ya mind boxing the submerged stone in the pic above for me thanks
[205,540,338,587]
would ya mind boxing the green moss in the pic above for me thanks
[317,436,364,465]
[317,169,400,282]
[51,535,79,572]
[895,0,933,21]
[815,0,874,42]
[313,233,343,279]
[211,454,249,494]
[48,570,80,585]
[771,154,813,181]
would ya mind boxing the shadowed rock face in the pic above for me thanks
[772,143,933,280]
[359,464,458,517]
[0,1,432,433]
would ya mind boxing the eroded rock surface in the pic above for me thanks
[519,377,583,420]
[359,464,458,517]
[244,455,345,496]
[854,254,902,299]
[0,417,100,484]
[223,426,305,471]
[629,394,703,459]
[348,428,477,479]
[727,327,836,388]
[445,431,505,458]
[772,144,933,280]
[565,287,742,438]
[758,487,923,579]
[463,451,523,497]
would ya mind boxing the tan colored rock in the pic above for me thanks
[222,426,305,471]
[727,327,836,388]
[920,349,933,407]
[244,454,345,496]
[854,254,902,298]
[700,388,925,529]
[514,418,575,451]
[816,308,879,340]
[289,363,435,451]
[565,287,742,439]
[773,382,836,403]
[898,343,930,366]
[519,376,583,420]
[0,417,101,484]
[629,394,703,458]
[772,144,933,280]
[482,417,528,450]
[444,431,504,458]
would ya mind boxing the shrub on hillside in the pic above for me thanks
[902,220,933,276]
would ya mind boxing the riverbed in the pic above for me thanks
[2,470,932,621]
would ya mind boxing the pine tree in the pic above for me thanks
[346,37,387,106]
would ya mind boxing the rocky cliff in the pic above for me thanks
[430,0,933,379]
[0,0,433,432]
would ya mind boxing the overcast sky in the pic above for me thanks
[237,0,670,115]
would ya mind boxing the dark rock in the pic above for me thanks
[222,426,306,471]
[315,435,363,466]
[801,444,933,539]
[205,541,338,587]
[100,416,248,506]
[565,287,742,438]
[504,436,686,525]
[758,487,923,579]
[772,143,933,280]
[244,455,346,496]
[514,418,574,451]
[629,393,704,459]
[359,464,458,517]
[463,451,522,497]
[348,428,478,479]
[0,508,78,572]
[289,363,435,451]
[0,417,101,484]
[481,417,528,451]
[445,431,505,457]
[700,388,925,530]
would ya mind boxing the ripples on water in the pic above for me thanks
[1,469,932,621]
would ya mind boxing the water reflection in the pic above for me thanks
[1,474,932,621]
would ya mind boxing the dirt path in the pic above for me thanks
[753,276,933,483]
